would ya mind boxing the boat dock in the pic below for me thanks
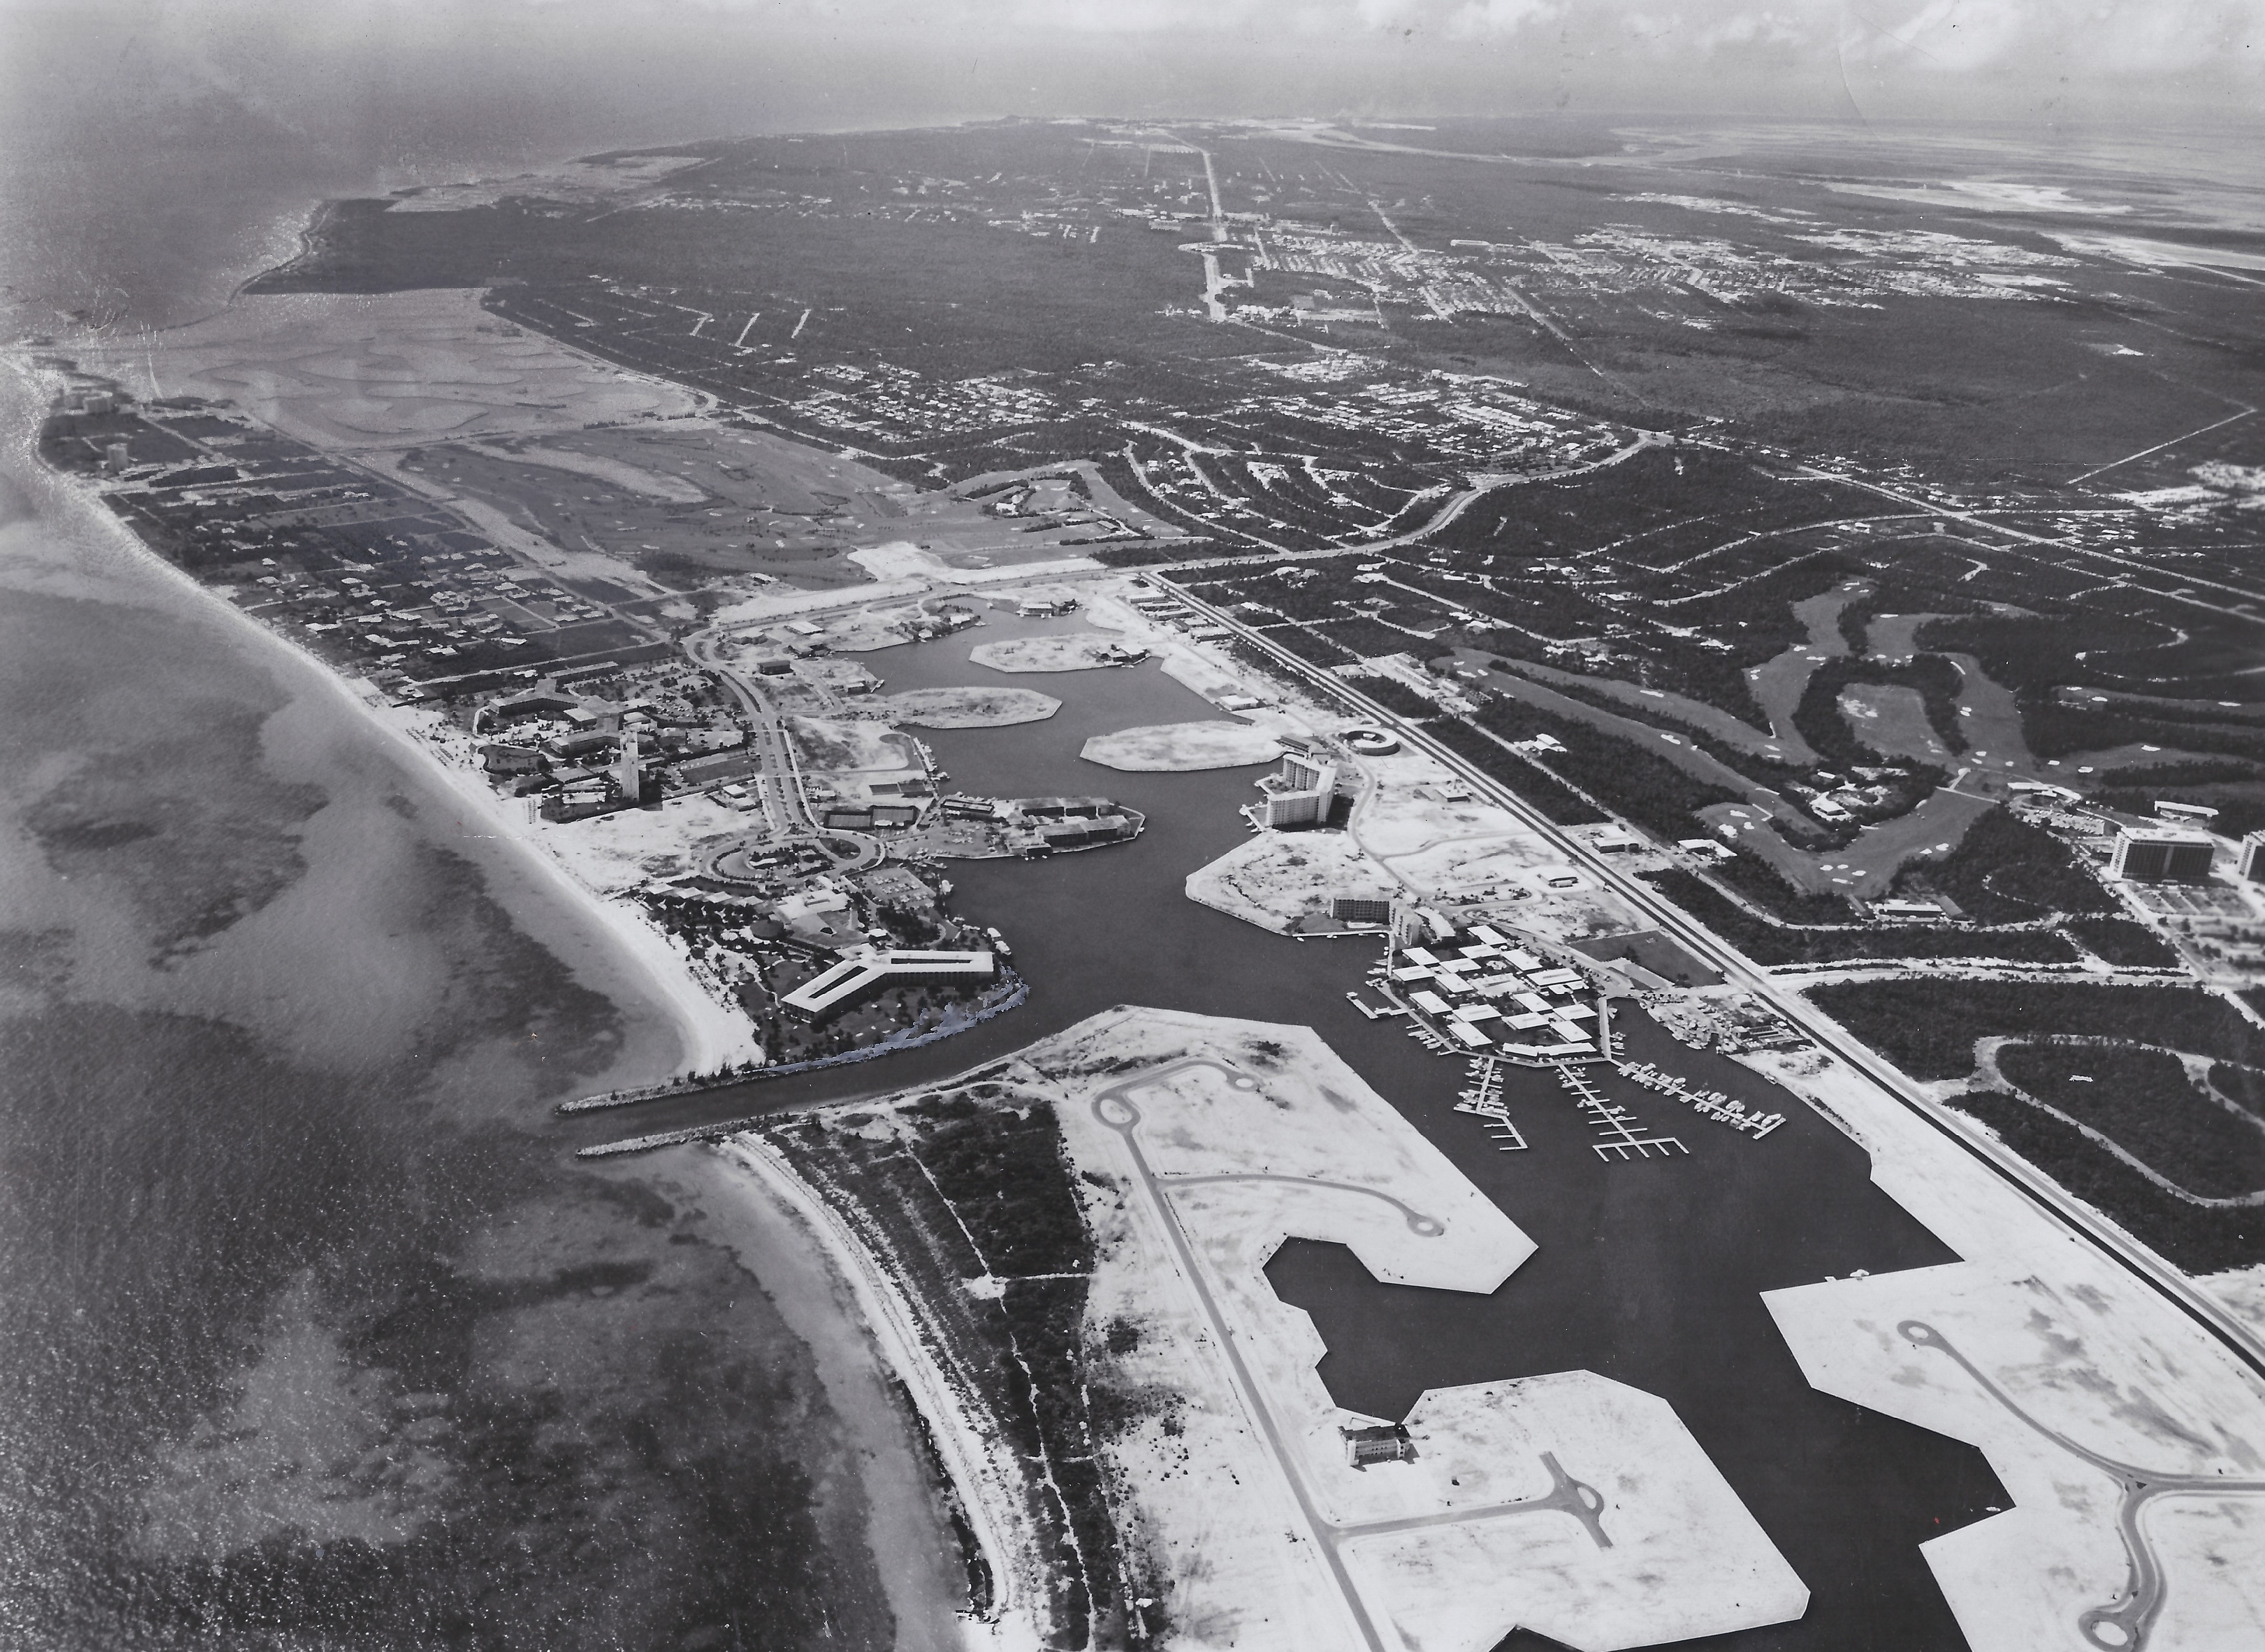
[1451,1058,1528,1151]
[1556,1063,1687,1162]
[1617,1061,1786,1139]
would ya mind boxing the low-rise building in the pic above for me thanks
[780,947,997,1022]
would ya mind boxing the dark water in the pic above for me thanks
[604,623,2006,1651]
[0,80,967,1646]
[0,413,958,1647]
[0,64,1990,1645]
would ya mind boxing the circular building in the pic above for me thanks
[1342,725,1402,756]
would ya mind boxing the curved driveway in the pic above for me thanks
[1092,1057,1610,1652]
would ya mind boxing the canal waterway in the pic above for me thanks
[0,75,1986,1652]
[0,104,975,1647]
[610,613,2006,1652]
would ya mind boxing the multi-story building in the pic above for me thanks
[2239,829,2265,883]
[1256,750,1338,828]
[2108,826,2217,884]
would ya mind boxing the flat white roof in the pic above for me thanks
[782,949,996,1015]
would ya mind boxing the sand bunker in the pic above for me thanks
[971,633,1133,673]
[883,687,1060,729]
[1840,684,1953,764]
[1083,721,1283,772]
[83,289,696,449]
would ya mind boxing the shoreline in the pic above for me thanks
[2,351,756,1081]
[676,1144,980,1652]
[717,1133,1044,1652]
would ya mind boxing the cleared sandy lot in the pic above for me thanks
[1082,720,1283,772]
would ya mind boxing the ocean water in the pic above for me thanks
[0,88,962,1652]
[0,64,2047,1645]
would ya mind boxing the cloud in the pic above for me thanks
[8,0,2260,138]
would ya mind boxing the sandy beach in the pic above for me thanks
[13,351,755,1079]
[677,1145,979,1652]
[719,1135,1046,1652]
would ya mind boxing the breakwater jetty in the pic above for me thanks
[558,973,1028,1116]
[568,976,1032,1153]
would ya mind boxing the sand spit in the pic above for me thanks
[1080,720,1282,772]
[883,687,1061,729]
[719,1135,1040,1652]
[682,1148,976,1652]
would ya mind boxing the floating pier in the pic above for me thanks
[1452,1058,1529,1150]
[1556,1063,1687,1162]
[1617,1061,1785,1139]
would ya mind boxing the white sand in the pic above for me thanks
[1186,833,1389,933]
[1082,720,1284,771]
[852,544,1103,585]
[1021,1008,1804,1652]
[712,575,930,628]
[357,703,763,1071]
[681,1148,976,1652]
[969,633,1134,674]
[884,687,1061,729]
[1744,1042,2265,1652]
[719,1136,1043,1652]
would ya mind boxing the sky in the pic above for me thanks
[3,0,2260,158]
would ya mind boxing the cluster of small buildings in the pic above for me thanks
[1005,796,1143,855]
[895,605,983,643]
[788,359,1060,443]
[1496,223,2077,313]
[473,669,747,821]
[39,389,644,699]
[1378,925,1604,1059]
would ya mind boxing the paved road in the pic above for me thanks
[1161,583,2265,1384]
[1088,1058,1611,1652]
[1904,1320,2265,1652]
[683,628,818,836]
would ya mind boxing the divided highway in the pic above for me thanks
[1163,582,2265,1384]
